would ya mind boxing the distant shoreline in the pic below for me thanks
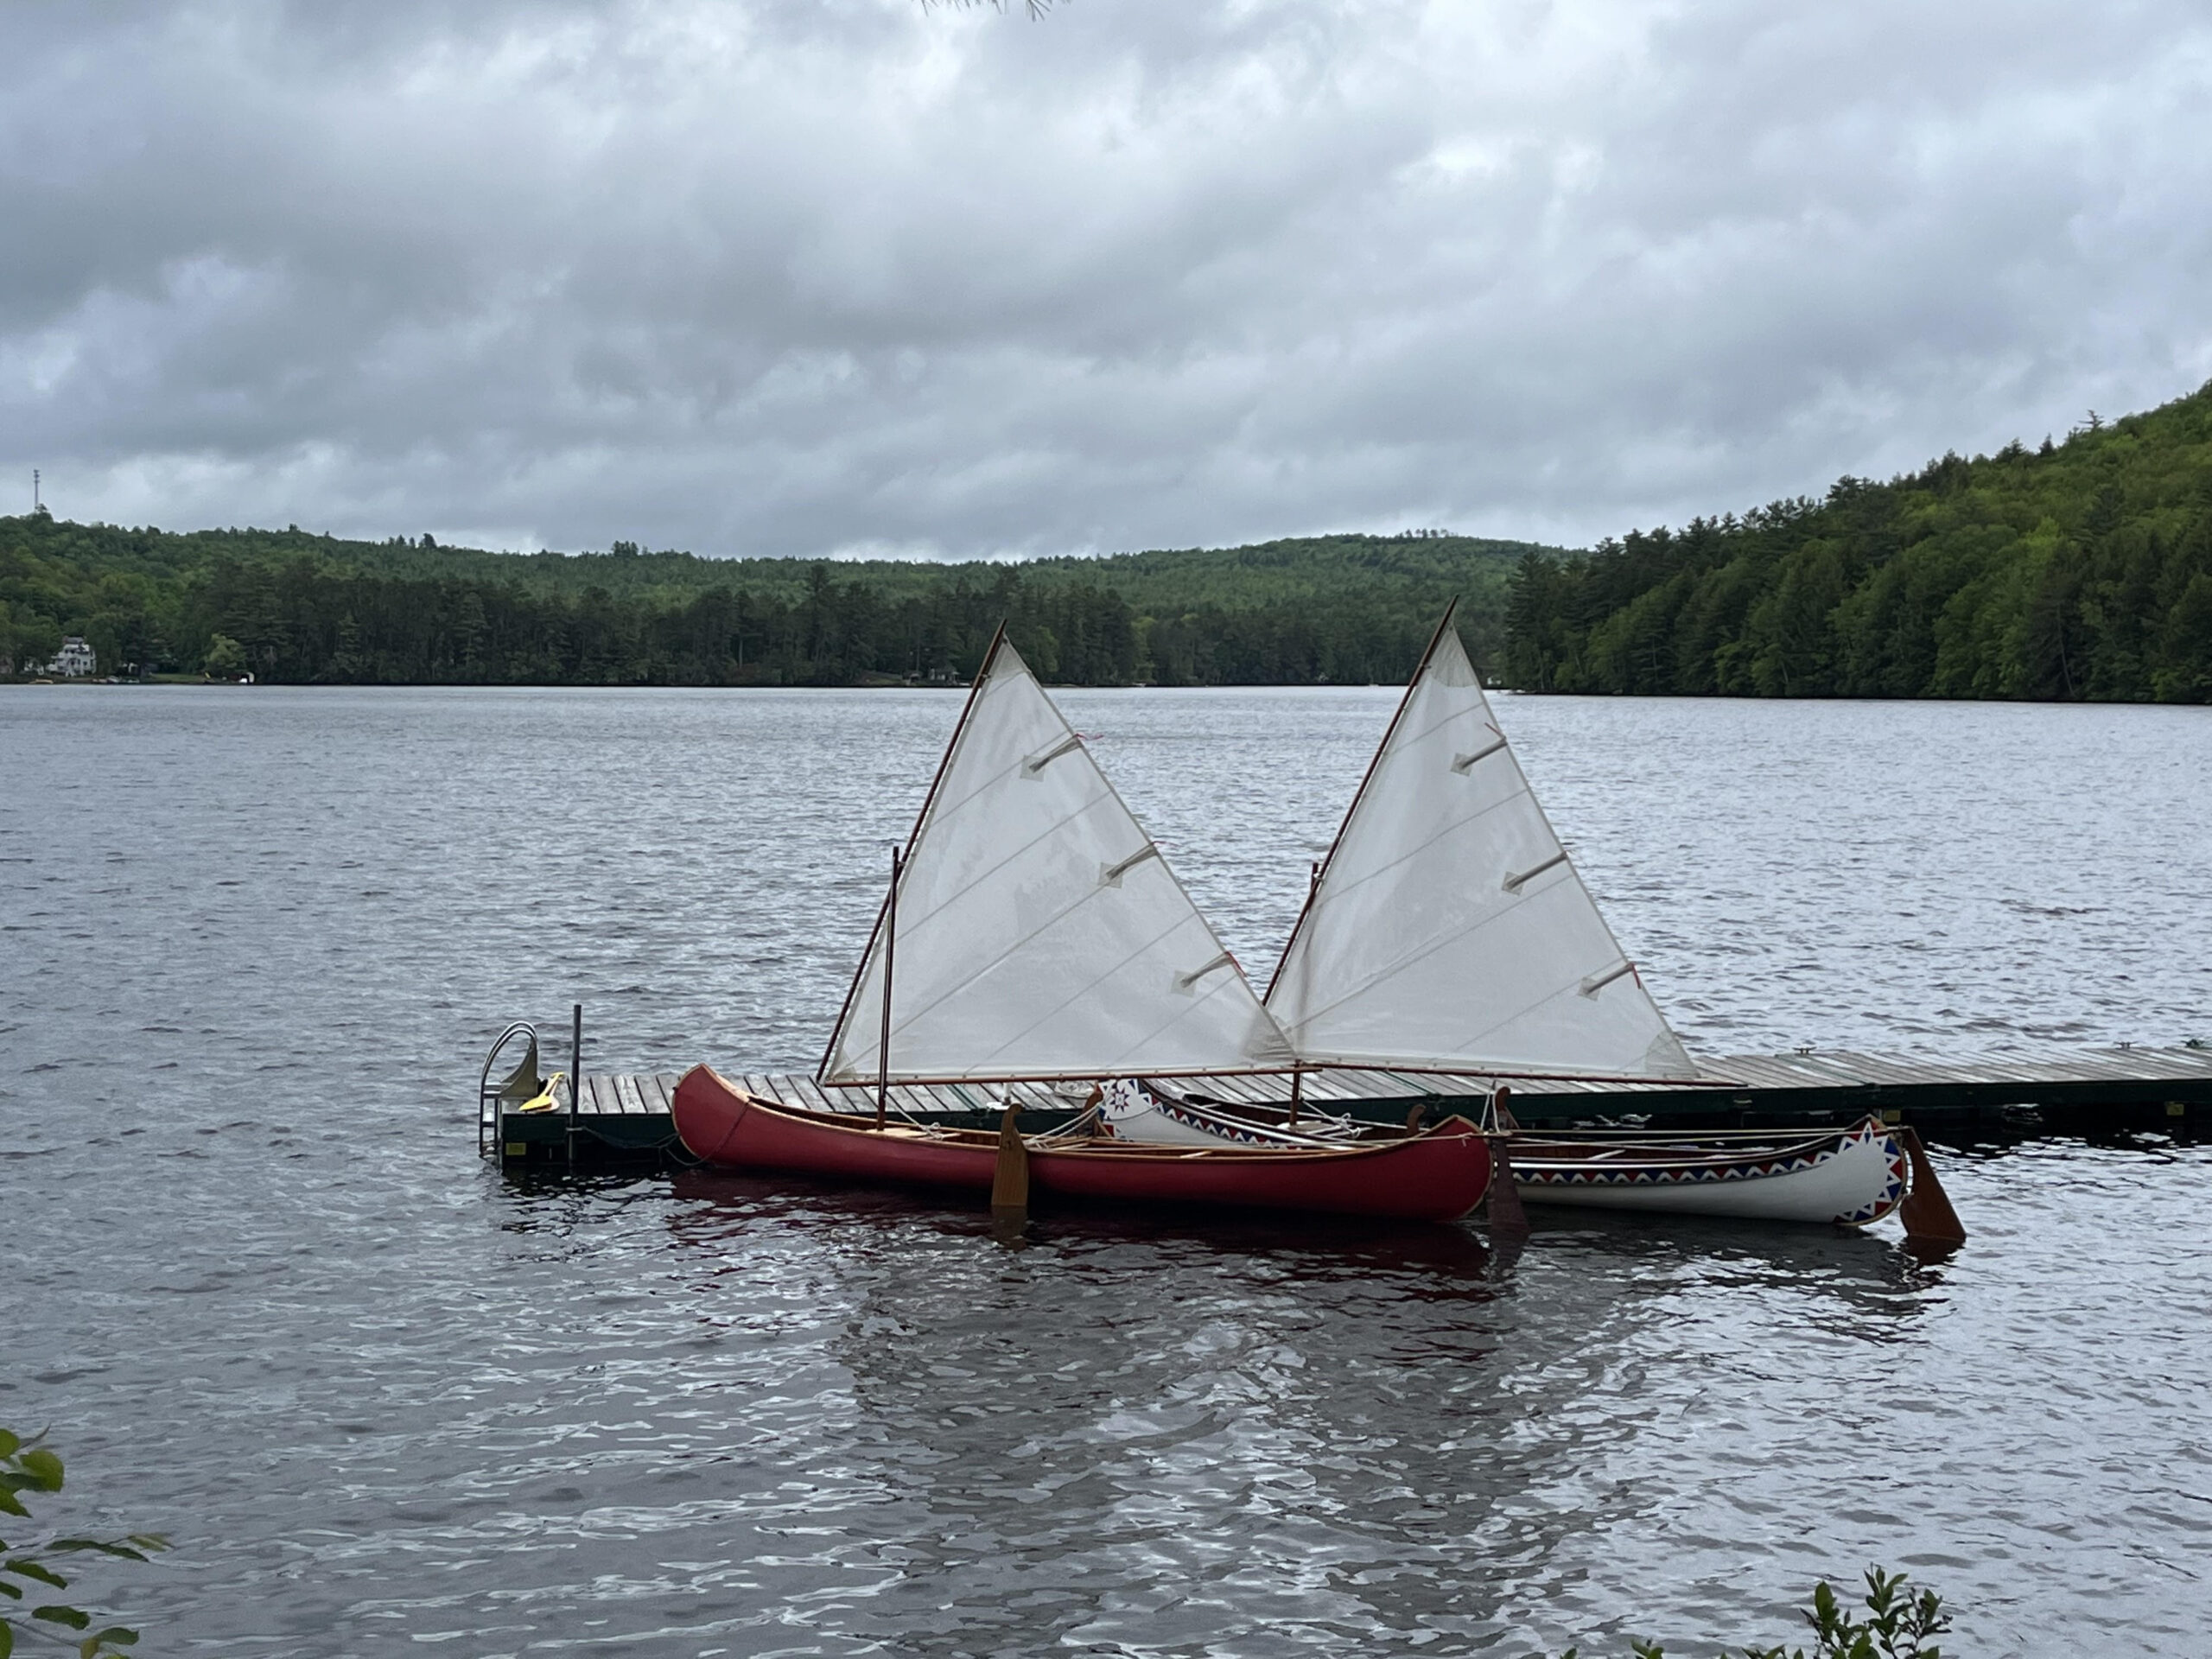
[9,677,2198,708]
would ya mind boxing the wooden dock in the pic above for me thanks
[487,1046,2212,1167]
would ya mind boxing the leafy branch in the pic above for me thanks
[1,1429,168,1659]
[1560,1566,1954,1659]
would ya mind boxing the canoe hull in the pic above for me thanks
[672,1065,1491,1222]
[1510,1120,1910,1226]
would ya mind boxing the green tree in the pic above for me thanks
[2158,569,2212,699]
[201,632,247,678]
[1503,376,2212,703]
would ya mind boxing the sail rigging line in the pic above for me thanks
[815,623,1007,1084]
[1265,599,1461,1001]
[867,896,1263,1077]
[1281,910,1617,1052]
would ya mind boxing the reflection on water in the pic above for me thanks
[4,687,2210,1655]
[640,1174,1940,1656]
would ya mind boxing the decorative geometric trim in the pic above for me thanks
[1517,1122,1910,1225]
[1156,1093,1290,1147]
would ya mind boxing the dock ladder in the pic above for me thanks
[478,1006,586,1166]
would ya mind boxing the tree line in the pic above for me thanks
[1501,381,2212,702]
[15,379,2211,699]
[0,517,1527,687]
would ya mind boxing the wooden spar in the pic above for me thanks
[1287,785,1315,1113]
[817,623,1008,1084]
[814,1057,1737,1090]
[1266,600,1459,1001]
[1283,865,1321,1101]
[1274,1058,1738,1088]
[1895,1126,1968,1243]
[876,845,900,1131]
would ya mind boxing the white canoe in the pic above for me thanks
[1099,1081,1912,1230]
[1508,1119,1910,1226]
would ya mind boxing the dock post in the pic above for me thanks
[569,1002,582,1172]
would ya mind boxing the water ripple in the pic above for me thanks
[3,686,2209,1656]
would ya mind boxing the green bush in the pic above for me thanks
[0,1428,168,1659]
[1562,1566,1952,1659]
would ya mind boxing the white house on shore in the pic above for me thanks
[49,637,97,677]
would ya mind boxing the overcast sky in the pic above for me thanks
[5,1,2209,560]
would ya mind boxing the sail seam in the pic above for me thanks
[1307,777,1548,917]
[979,926,1253,1073]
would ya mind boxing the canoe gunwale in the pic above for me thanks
[1509,1120,1882,1175]
[671,1064,1493,1220]
[697,1065,1469,1167]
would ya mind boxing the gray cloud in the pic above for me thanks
[4,0,2209,556]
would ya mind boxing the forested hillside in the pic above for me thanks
[17,379,2210,696]
[1503,381,2212,702]
[0,521,1534,687]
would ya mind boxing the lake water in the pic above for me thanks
[3,684,2209,1657]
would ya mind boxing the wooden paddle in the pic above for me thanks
[1484,1087,1530,1236]
[1895,1125,1967,1244]
[991,1103,1030,1217]
[1485,1137,1531,1236]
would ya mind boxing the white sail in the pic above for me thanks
[1267,620,1695,1080]
[821,634,1292,1084]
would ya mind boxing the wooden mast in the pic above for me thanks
[876,845,900,1130]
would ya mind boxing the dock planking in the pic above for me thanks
[489,1045,2212,1166]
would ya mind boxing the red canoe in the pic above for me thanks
[671,1065,1491,1222]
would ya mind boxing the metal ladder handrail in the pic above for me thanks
[480,1006,586,1166]
[479,1020,541,1156]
